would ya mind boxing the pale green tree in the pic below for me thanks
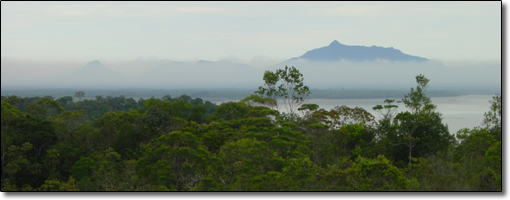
[255,66,311,115]
[74,91,85,102]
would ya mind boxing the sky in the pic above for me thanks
[0,1,502,69]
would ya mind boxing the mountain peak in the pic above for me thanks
[86,60,102,66]
[329,40,342,46]
[296,41,427,62]
[62,60,125,87]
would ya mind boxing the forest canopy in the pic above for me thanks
[0,67,502,191]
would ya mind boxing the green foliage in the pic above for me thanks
[240,94,277,109]
[137,131,214,191]
[69,148,124,191]
[1,100,23,118]
[2,142,43,190]
[206,101,250,122]
[483,141,501,190]
[483,94,501,140]
[255,66,311,114]
[379,75,454,168]
[373,99,400,123]
[279,157,317,191]
[348,155,409,191]
[402,74,436,115]
[245,171,282,191]
[218,138,272,189]
[24,97,64,120]
[309,106,375,130]
[318,155,408,191]
[191,177,225,191]
[0,75,501,191]
[456,127,496,159]
[188,104,207,123]
[38,177,79,191]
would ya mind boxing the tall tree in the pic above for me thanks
[386,74,453,167]
[373,99,400,123]
[483,94,501,141]
[255,66,311,115]
[402,74,435,115]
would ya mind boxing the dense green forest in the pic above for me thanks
[0,67,502,191]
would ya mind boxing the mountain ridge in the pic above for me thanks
[277,40,428,66]
[25,40,498,91]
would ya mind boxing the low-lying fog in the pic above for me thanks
[1,58,501,94]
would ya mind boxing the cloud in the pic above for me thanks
[316,4,392,16]
[40,3,227,18]
[249,56,284,69]
[43,4,106,16]
[173,6,226,13]
[1,2,501,63]
[438,59,502,68]
[220,55,244,63]
[309,2,498,17]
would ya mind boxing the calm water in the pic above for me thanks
[211,95,495,134]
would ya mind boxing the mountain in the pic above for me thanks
[19,40,497,92]
[262,41,500,91]
[284,40,428,63]
[68,60,117,75]
[57,60,128,87]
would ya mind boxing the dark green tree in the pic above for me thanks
[386,75,453,168]
[137,131,213,191]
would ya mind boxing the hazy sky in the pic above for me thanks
[1,1,502,68]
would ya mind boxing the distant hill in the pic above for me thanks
[68,60,117,76]
[281,40,428,64]
[58,60,127,87]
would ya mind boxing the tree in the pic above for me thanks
[348,155,409,191]
[240,94,277,110]
[402,74,435,115]
[24,97,64,120]
[483,94,501,141]
[206,101,250,122]
[255,66,311,115]
[307,106,375,130]
[218,138,272,190]
[70,148,124,191]
[298,103,319,120]
[387,74,453,168]
[38,177,79,191]
[398,75,433,167]
[137,131,213,191]
[56,96,74,108]
[373,99,400,123]
[373,99,401,143]
[326,106,375,129]
[74,91,85,102]
[278,157,318,191]
[393,111,422,168]
[319,155,409,191]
